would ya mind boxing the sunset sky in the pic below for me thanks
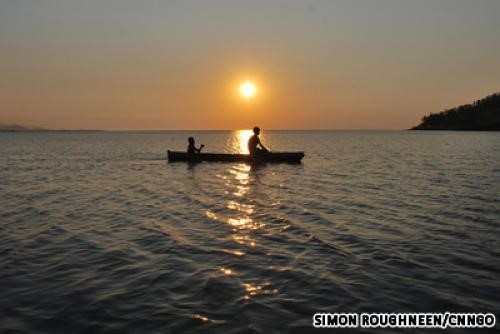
[1,0,499,130]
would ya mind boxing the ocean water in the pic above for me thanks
[1,130,499,333]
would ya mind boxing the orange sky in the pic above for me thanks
[1,0,499,130]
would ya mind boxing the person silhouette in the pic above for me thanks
[187,137,204,155]
[247,127,269,156]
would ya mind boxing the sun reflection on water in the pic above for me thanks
[230,130,253,154]
[227,200,254,214]
[230,164,251,196]
[224,162,263,234]
[211,132,277,302]
[221,249,245,256]
[194,314,209,322]
[228,218,265,230]
[193,314,225,324]
[232,234,256,247]
[228,129,267,154]
[242,282,278,301]
[220,267,234,276]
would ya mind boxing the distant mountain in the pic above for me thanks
[0,124,46,132]
[411,93,500,130]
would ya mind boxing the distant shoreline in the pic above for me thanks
[410,92,500,131]
[0,129,105,133]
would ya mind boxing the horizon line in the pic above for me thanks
[0,128,410,132]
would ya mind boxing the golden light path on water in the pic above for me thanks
[202,130,277,307]
[234,129,253,154]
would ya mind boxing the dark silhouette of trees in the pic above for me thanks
[411,92,500,130]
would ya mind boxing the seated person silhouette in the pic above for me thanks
[187,137,204,155]
[247,127,269,156]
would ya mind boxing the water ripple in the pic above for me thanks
[1,131,499,333]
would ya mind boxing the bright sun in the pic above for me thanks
[239,81,257,99]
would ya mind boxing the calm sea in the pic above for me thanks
[1,131,499,333]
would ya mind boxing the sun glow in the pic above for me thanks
[239,81,257,99]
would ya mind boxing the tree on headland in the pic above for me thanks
[411,92,500,130]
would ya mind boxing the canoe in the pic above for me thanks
[167,150,304,163]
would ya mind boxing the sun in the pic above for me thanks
[239,81,257,99]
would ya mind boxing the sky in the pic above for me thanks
[1,0,499,130]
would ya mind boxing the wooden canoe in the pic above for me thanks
[167,150,304,163]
